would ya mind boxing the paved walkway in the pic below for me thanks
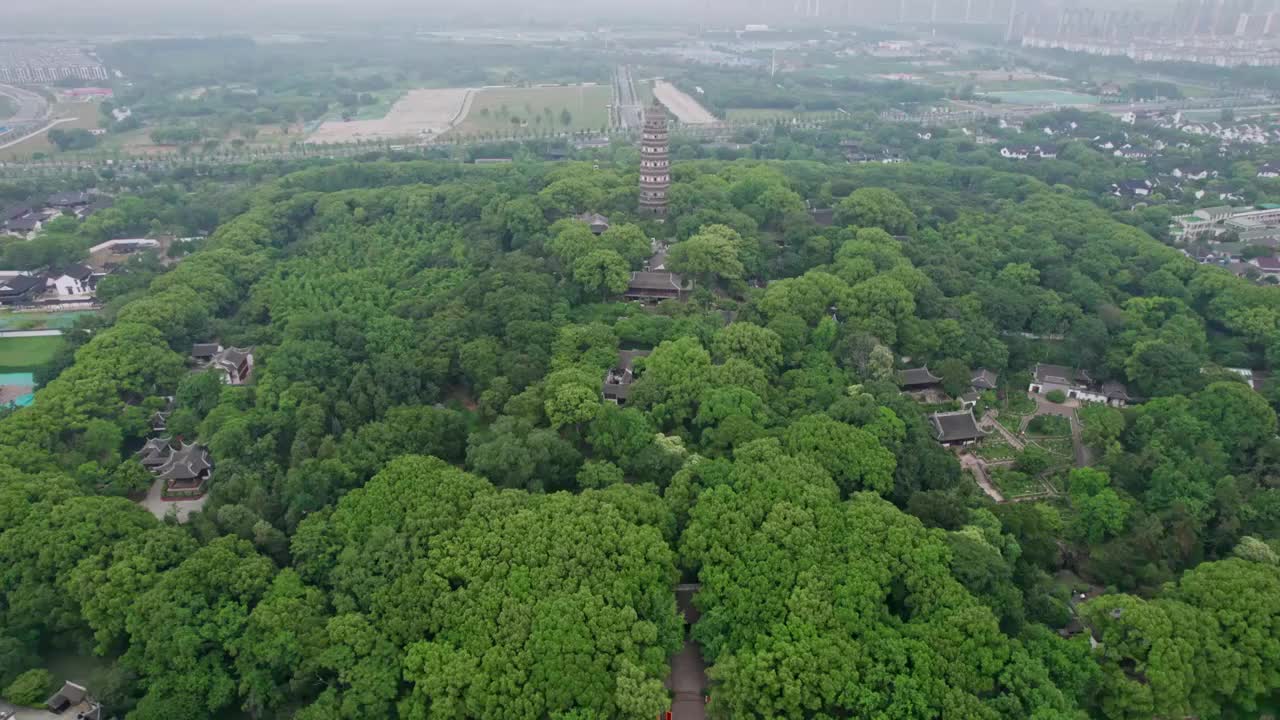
[960,453,1006,503]
[137,476,207,523]
[668,584,708,720]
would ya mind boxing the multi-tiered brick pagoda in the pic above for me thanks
[638,98,671,218]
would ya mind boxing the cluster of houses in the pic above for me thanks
[1171,205,1280,279]
[839,140,905,165]
[0,264,99,306]
[129,344,255,501]
[999,144,1059,160]
[898,365,999,448]
[899,362,1136,449]
[1,191,112,240]
[137,436,214,499]
[191,343,255,385]
[1028,363,1135,407]
[571,212,694,302]
[1152,113,1280,148]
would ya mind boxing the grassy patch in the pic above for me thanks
[1034,437,1075,459]
[1,102,102,161]
[1027,414,1071,437]
[454,85,611,136]
[1003,392,1037,415]
[991,467,1043,497]
[0,336,64,371]
[0,310,96,330]
[975,438,1017,462]
[997,413,1024,434]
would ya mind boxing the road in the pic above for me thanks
[614,65,644,130]
[0,83,50,126]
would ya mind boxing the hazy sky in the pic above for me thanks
[4,0,701,31]
[3,0,1171,34]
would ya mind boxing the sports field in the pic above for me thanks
[451,85,611,136]
[0,336,63,371]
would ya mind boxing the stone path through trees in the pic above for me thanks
[669,584,708,720]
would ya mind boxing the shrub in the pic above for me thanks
[1045,389,1067,404]
[1027,414,1071,436]
[4,668,54,706]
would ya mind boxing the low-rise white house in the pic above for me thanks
[1028,363,1135,407]
[47,264,96,297]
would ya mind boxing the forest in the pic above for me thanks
[1,151,1280,719]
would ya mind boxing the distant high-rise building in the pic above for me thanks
[638,99,671,219]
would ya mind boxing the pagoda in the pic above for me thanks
[638,98,671,218]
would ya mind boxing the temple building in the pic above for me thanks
[638,99,671,218]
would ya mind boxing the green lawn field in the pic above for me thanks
[453,85,611,136]
[0,336,64,371]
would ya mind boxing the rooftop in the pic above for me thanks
[898,366,941,387]
[627,271,689,291]
[929,411,987,443]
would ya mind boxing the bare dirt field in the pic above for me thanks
[653,80,718,125]
[307,88,471,144]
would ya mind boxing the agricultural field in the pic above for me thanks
[96,122,305,156]
[0,102,102,161]
[0,336,63,371]
[451,85,611,137]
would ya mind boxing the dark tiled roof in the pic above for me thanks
[137,437,172,467]
[627,271,688,291]
[2,204,32,221]
[929,411,987,443]
[53,264,93,281]
[899,366,941,387]
[1101,381,1132,400]
[156,442,212,481]
[602,381,633,400]
[0,275,44,296]
[47,191,90,207]
[215,347,250,368]
[971,368,999,390]
[4,216,40,231]
[1254,256,1280,271]
[191,343,221,359]
[1034,364,1091,386]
